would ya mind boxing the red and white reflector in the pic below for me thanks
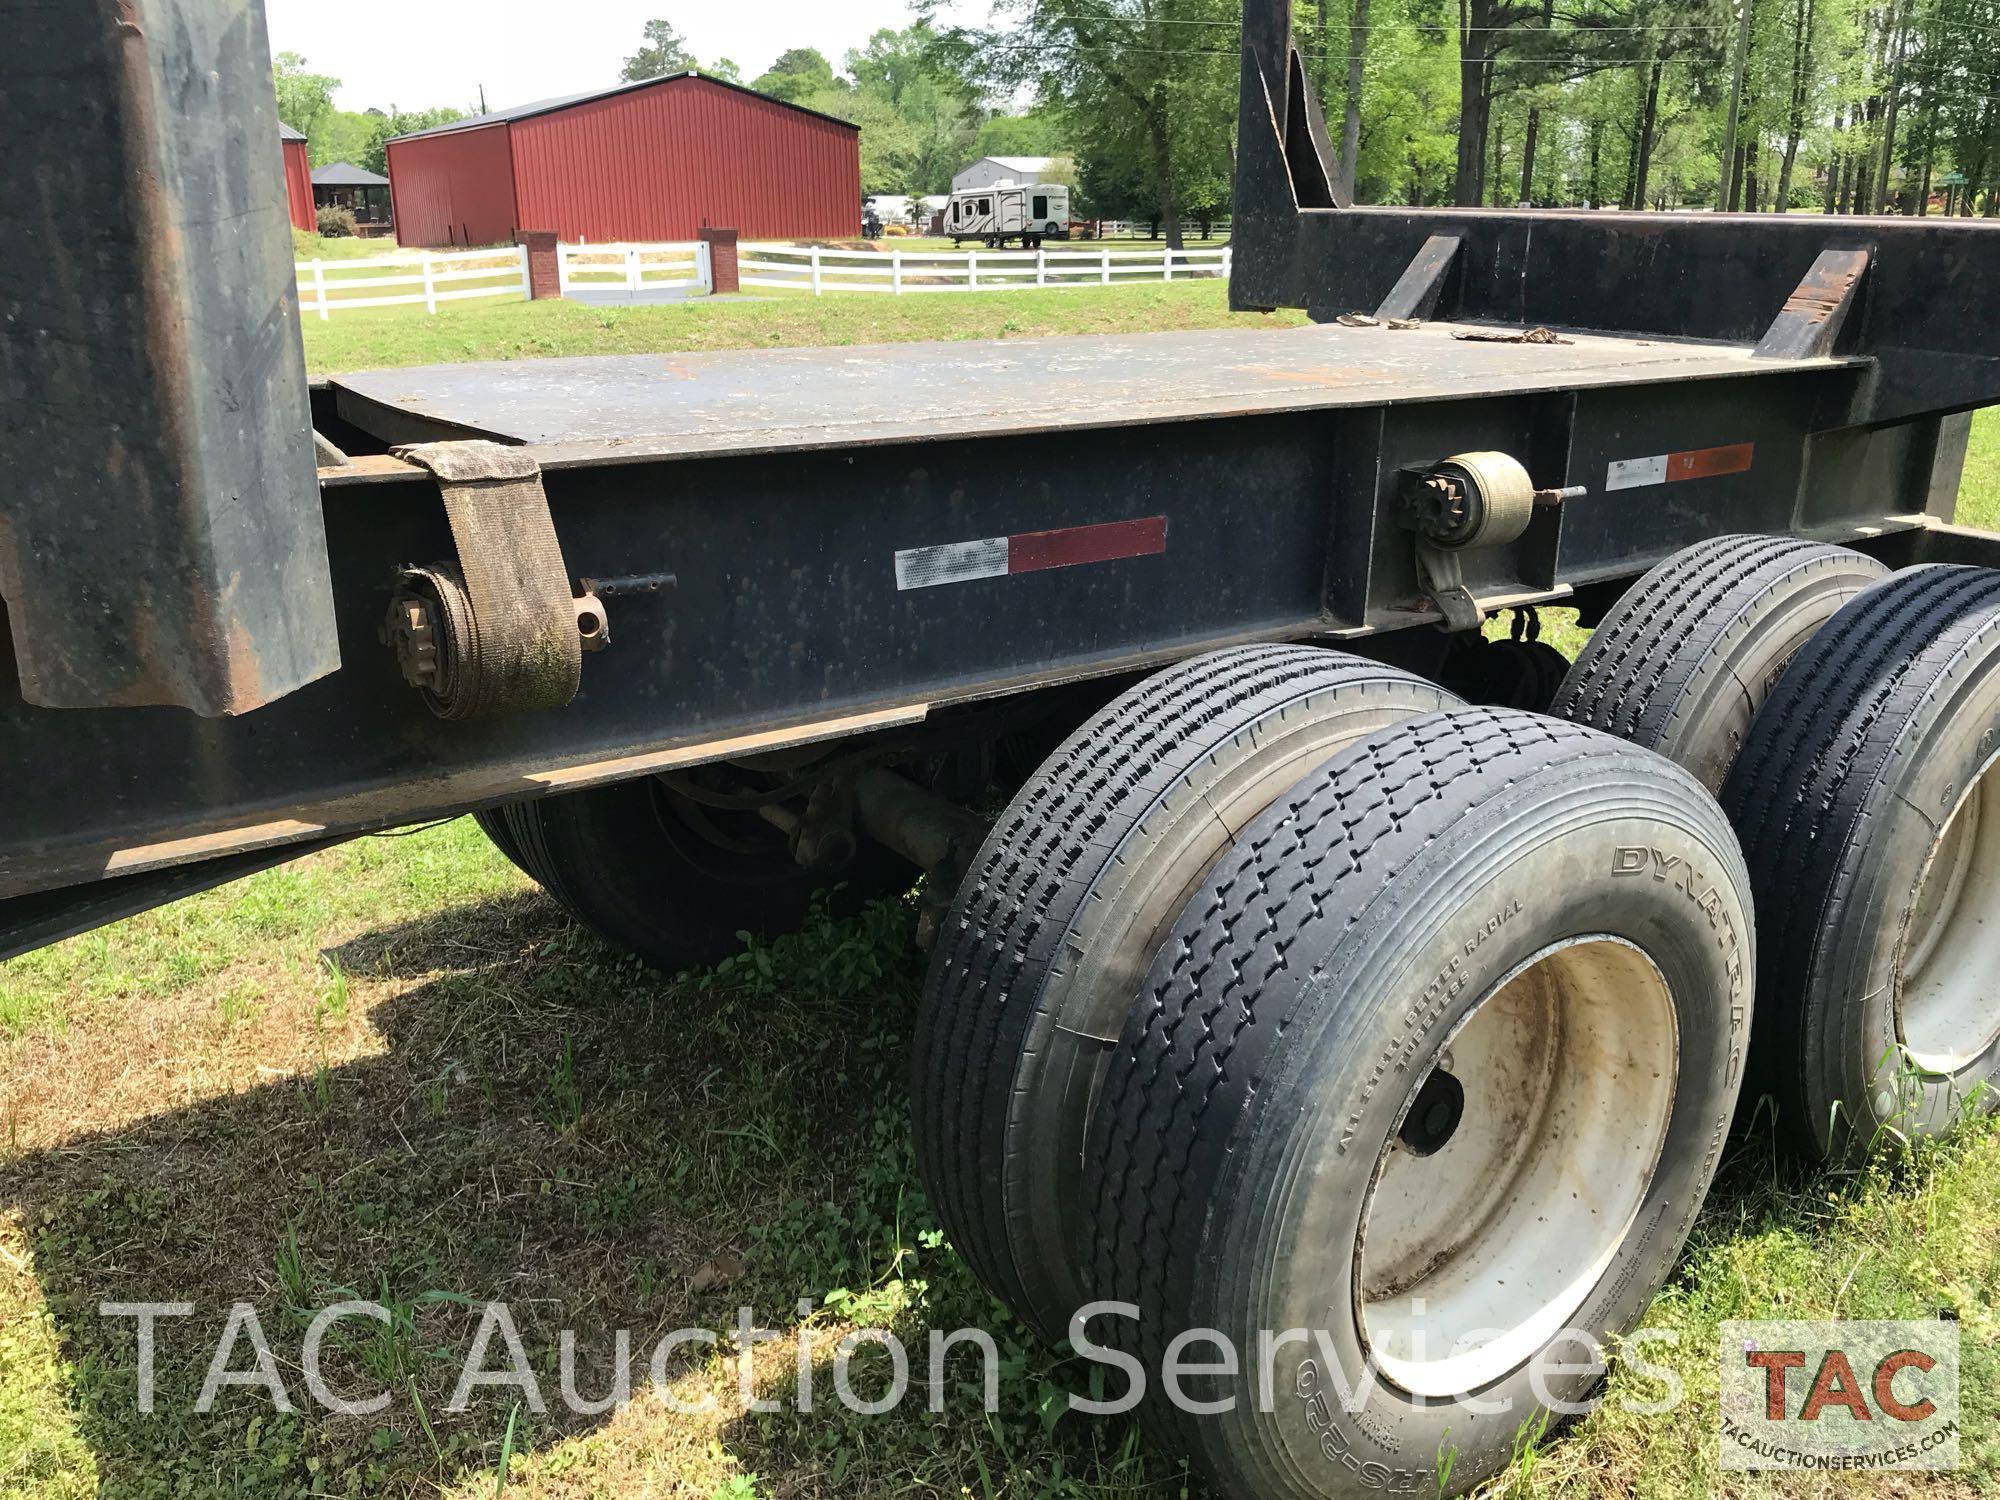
[1606,442,1754,492]
[895,516,1168,591]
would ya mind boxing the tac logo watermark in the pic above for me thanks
[1719,1319,1959,1472]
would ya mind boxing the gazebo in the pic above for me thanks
[310,162,394,233]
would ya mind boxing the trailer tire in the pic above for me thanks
[474,808,544,885]
[913,645,1458,1342]
[1082,708,1752,1499]
[1723,564,2000,1157]
[475,781,903,974]
[1552,534,1887,790]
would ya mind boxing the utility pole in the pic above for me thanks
[1717,0,1753,209]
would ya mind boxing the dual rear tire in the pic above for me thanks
[915,646,1756,1497]
[1722,565,2000,1155]
[920,536,2000,1497]
[1555,537,2000,1156]
[1083,709,1749,1497]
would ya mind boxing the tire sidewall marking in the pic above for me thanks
[1192,802,1748,1493]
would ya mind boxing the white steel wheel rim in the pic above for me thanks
[1899,751,2000,1073]
[1354,937,1679,1399]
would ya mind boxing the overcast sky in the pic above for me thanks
[263,1,991,116]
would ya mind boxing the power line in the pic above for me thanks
[1034,12,1733,26]
[979,39,1722,63]
[1036,10,2000,38]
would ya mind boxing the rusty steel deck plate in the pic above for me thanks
[331,322,1847,460]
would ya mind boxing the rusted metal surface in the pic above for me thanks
[330,322,1850,454]
[1375,234,1461,323]
[389,442,583,718]
[1234,0,2000,427]
[0,351,1954,931]
[1754,248,1872,360]
[2,0,1992,963]
[0,0,336,715]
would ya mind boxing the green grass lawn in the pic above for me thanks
[292,228,410,262]
[1962,407,2000,532]
[1,286,1997,1499]
[299,278,1302,377]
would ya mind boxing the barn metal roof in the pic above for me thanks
[278,121,306,142]
[385,71,860,145]
[310,161,390,187]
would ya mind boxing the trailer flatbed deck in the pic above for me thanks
[330,321,1851,458]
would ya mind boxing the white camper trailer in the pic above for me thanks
[946,183,1070,247]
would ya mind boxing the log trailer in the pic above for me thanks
[4,0,1998,1493]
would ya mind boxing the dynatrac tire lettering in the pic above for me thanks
[1085,708,1753,1498]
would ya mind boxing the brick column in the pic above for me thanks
[519,230,562,300]
[699,226,740,295]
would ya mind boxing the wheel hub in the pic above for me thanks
[1396,1065,1466,1156]
[1355,937,1679,1398]
[1899,749,2000,1073]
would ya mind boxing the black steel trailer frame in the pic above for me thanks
[2,0,1996,960]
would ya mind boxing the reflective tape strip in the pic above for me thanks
[1666,442,1755,482]
[894,536,1009,590]
[1606,455,1669,491]
[1606,443,1754,492]
[895,516,1168,590]
[1008,516,1168,574]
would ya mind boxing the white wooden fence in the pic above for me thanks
[1085,219,1232,240]
[296,246,529,319]
[556,241,710,295]
[738,243,1232,295]
[293,239,1225,315]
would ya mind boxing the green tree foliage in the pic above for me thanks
[927,0,1239,247]
[621,20,697,82]
[272,52,340,148]
[278,0,1998,237]
[752,47,840,103]
[272,54,468,175]
[1310,0,1997,211]
[973,110,1066,156]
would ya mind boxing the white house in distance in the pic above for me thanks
[953,155,1055,193]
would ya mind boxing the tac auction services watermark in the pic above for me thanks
[1719,1319,1960,1472]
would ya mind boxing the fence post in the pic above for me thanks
[698,227,739,295]
[1163,247,1174,283]
[311,259,329,321]
[1223,245,1233,279]
[892,248,903,296]
[518,245,532,301]
[625,247,642,291]
[696,240,712,293]
[968,249,978,291]
[1101,247,1111,285]
[1036,247,1046,286]
[422,253,437,314]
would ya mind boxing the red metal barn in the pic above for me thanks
[386,74,861,249]
[279,122,314,232]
